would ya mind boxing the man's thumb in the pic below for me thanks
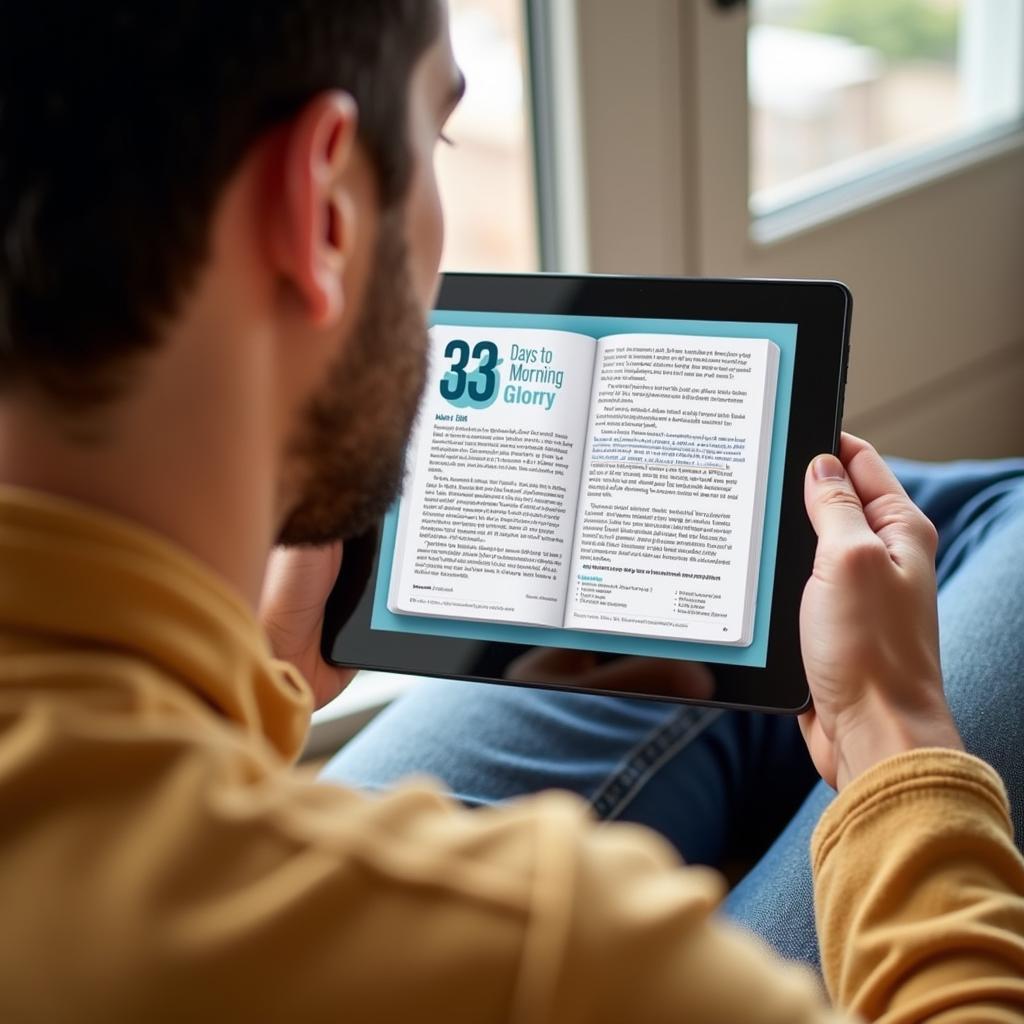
[805,454,872,542]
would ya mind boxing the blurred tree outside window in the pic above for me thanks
[750,0,1024,212]
[800,0,958,61]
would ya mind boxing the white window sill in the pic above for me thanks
[302,672,426,761]
[752,123,1024,246]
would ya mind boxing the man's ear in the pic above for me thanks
[271,90,360,326]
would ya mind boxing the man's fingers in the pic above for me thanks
[839,432,908,508]
[262,542,344,612]
[804,452,875,544]
[840,434,938,562]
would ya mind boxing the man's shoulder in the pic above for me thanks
[0,700,751,1021]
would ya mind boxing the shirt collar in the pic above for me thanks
[0,485,311,760]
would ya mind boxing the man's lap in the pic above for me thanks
[324,677,815,867]
[321,456,1024,965]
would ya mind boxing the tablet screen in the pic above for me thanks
[370,310,797,671]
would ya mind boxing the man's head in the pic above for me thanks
[0,1,464,551]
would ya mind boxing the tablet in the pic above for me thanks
[322,273,851,714]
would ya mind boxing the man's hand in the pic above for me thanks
[799,433,963,790]
[259,543,357,710]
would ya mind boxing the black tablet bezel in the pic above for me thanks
[321,272,851,714]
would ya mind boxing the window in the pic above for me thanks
[750,0,1024,214]
[439,0,540,271]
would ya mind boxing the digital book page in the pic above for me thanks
[379,314,796,669]
[563,334,778,645]
[388,326,598,627]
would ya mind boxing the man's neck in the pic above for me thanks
[0,365,279,610]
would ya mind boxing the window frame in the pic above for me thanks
[747,0,1024,244]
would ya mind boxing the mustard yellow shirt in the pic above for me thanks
[0,485,1022,1022]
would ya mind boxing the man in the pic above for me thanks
[0,3,1021,1022]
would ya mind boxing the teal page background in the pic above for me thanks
[371,311,798,669]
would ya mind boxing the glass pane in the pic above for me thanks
[440,0,539,270]
[750,0,1024,211]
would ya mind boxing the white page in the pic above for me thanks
[563,333,779,645]
[736,345,778,644]
[389,326,598,628]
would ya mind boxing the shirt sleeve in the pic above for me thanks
[253,782,853,1024]
[120,759,851,1024]
[60,728,1024,1023]
[532,802,852,1024]
[812,748,1024,1022]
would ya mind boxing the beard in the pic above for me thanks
[276,205,429,546]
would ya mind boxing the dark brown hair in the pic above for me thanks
[0,1,439,406]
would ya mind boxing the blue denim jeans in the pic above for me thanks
[321,457,1024,969]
